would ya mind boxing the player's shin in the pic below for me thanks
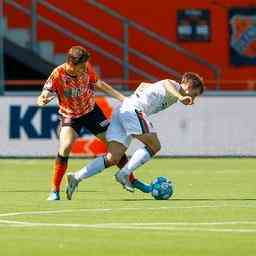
[121,146,154,176]
[52,154,68,192]
[74,155,109,181]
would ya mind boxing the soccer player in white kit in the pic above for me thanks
[66,72,204,198]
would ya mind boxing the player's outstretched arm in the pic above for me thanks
[37,90,55,107]
[164,79,193,105]
[95,79,126,102]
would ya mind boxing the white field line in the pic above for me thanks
[1,204,256,218]
[77,221,256,226]
[0,205,237,217]
[1,206,256,233]
[104,226,256,233]
[2,220,256,226]
[0,220,256,233]
[0,208,112,217]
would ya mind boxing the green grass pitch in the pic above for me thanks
[0,158,256,256]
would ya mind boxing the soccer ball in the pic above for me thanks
[151,176,173,200]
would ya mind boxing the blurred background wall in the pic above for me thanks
[1,0,256,157]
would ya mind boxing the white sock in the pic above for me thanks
[74,156,107,181]
[121,147,153,176]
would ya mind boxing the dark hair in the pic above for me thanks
[181,72,204,95]
[67,46,91,65]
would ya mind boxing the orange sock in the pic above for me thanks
[52,154,68,192]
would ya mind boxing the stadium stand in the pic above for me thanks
[2,0,256,91]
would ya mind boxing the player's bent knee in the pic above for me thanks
[151,136,161,154]
[59,144,72,157]
[146,138,161,154]
[147,143,161,156]
[154,142,161,153]
[146,139,161,155]
[106,152,122,167]
[58,149,70,157]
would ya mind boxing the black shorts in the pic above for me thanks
[60,104,110,136]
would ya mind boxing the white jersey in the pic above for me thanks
[106,80,181,147]
[123,79,181,116]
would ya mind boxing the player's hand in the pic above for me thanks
[37,95,53,106]
[37,96,47,106]
[178,96,193,105]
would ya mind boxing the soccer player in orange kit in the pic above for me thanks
[37,46,127,200]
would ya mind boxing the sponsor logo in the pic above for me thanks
[64,87,84,97]
[10,106,59,139]
[8,97,114,156]
[230,15,256,58]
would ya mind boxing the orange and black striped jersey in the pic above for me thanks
[44,62,98,118]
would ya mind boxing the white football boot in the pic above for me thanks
[115,171,135,192]
[65,172,79,200]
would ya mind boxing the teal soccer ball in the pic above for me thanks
[151,176,173,200]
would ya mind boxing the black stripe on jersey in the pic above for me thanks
[135,109,146,134]
[139,112,150,133]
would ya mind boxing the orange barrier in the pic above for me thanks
[5,79,256,90]
[5,80,45,86]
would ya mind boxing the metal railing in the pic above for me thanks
[87,0,221,89]
[5,0,163,81]
[4,0,182,83]
[6,79,256,97]
[37,0,182,80]
[30,0,37,52]
[4,0,221,89]
[6,78,256,87]
[0,0,5,95]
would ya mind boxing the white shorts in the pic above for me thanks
[106,105,155,147]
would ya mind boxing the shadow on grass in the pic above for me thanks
[107,198,256,202]
[1,191,255,201]
[172,198,256,201]
[121,198,154,201]
[0,190,100,193]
